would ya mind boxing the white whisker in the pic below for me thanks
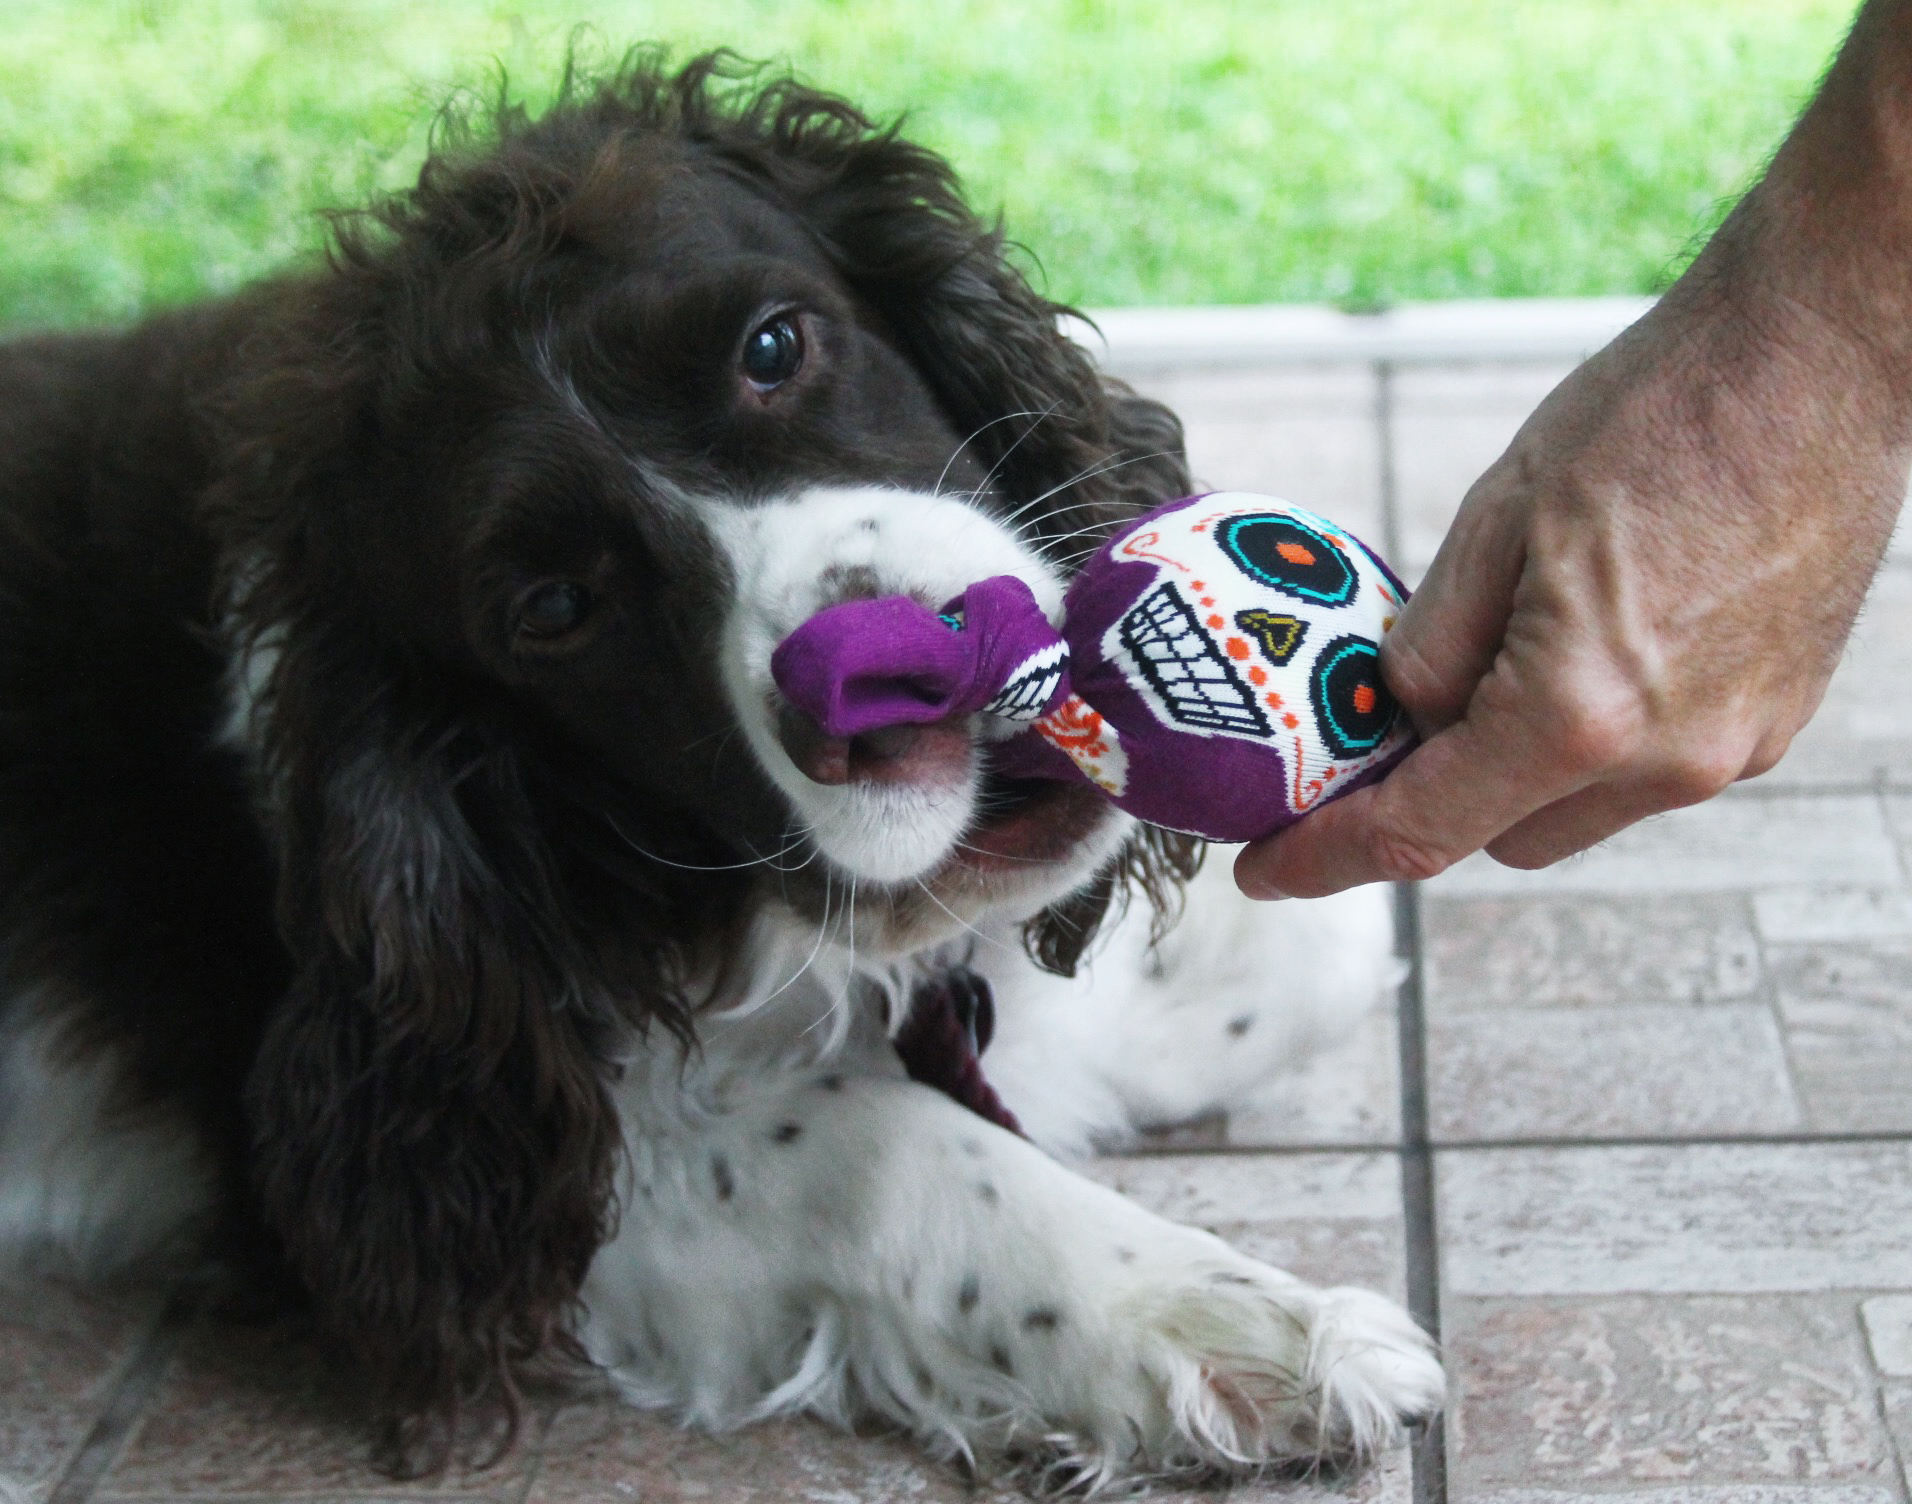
[932,407,1057,501]
[911,877,1018,956]
[1017,516,1127,553]
[949,837,1061,868]
[751,871,837,1013]
[960,401,1063,507]
[1011,448,1184,536]
[800,874,860,1046]
[1038,544,1109,572]
[605,814,811,875]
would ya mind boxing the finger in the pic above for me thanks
[1382,482,1529,734]
[1483,755,1745,870]
[1481,784,1675,870]
[1233,701,1598,899]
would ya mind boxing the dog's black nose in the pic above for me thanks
[775,703,975,790]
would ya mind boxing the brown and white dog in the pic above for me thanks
[0,53,1440,1488]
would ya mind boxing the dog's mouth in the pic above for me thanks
[943,751,1110,875]
[773,702,1115,883]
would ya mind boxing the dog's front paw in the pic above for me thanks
[1141,1272,1440,1467]
[1035,1246,1442,1487]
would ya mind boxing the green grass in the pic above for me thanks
[0,0,1857,330]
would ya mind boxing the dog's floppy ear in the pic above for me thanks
[240,640,626,1468]
[786,130,1190,547]
[201,282,648,1469]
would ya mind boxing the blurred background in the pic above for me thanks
[0,0,1853,331]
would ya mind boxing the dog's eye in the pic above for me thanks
[516,580,594,640]
[741,314,804,391]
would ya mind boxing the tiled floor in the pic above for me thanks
[9,321,1912,1502]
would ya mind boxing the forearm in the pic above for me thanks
[1674,0,1912,433]
[1535,0,1912,649]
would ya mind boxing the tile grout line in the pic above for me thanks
[1881,773,1912,886]
[45,1285,196,1504]
[1861,1298,1912,1504]
[1428,1127,1912,1151]
[1746,881,1815,1135]
[1394,879,1447,1504]
[1113,1124,1912,1158]
[1376,354,1449,1502]
[1376,358,1402,566]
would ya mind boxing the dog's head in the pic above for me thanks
[221,52,1195,978]
[211,52,1195,1459]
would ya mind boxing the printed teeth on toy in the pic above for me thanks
[1116,582,1272,737]
[982,640,1069,722]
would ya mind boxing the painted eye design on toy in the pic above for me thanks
[1216,513,1356,607]
[1310,634,1398,758]
[741,312,804,391]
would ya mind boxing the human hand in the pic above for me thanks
[1232,0,1912,901]
[1234,285,1910,899]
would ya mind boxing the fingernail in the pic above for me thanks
[1233,848,1291,901]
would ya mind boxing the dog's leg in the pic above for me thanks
[581,1067,1440,1484]
[982,867,1402,1154]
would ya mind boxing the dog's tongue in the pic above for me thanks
[771,574,1072,738]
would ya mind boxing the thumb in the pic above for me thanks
[1382,481,1528,735]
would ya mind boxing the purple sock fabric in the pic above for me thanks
[769,573,1070,736]
[771,494,1417,843]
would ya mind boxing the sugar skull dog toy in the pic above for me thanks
[772,493,1416,843]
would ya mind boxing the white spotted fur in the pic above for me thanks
[575,483,1441,1485]
[579,871,1440,1488]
